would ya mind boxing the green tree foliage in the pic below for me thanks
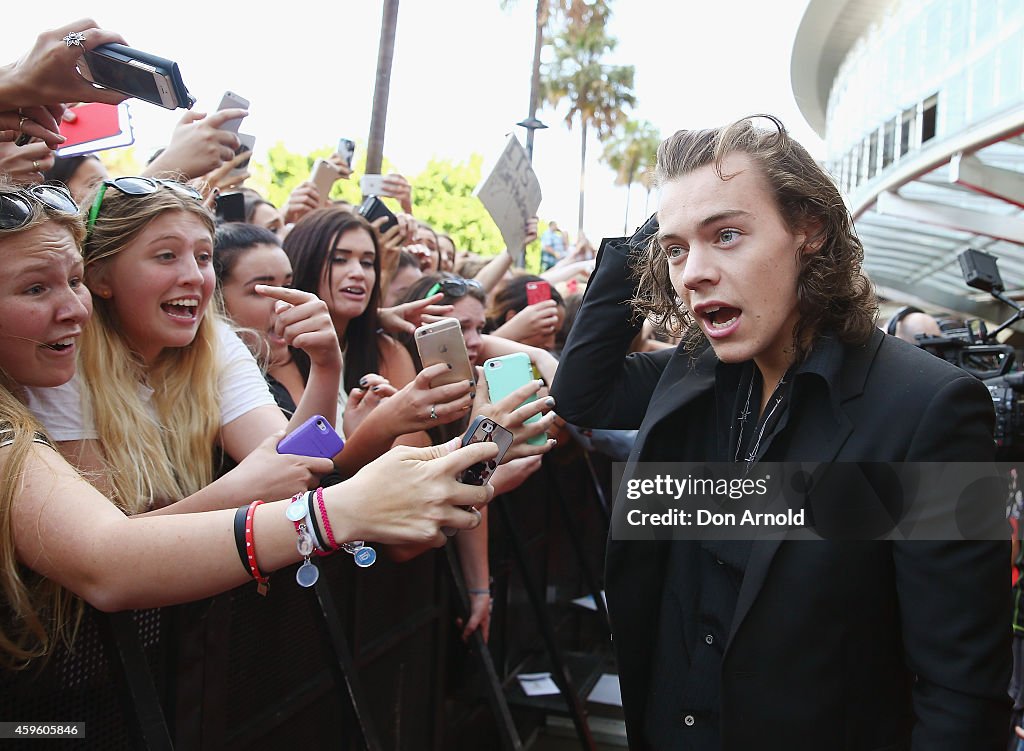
[542,3,636,233]
[247,142,390,209]
[601,119,660,232]
[244,143,541,265]
[410,155,507,257]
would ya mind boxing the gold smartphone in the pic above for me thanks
[414,317,474,387]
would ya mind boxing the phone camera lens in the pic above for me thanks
[483,423,494,433]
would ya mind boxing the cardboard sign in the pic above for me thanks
[474,135,542,261]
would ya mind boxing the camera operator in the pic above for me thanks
[885,305,942,343]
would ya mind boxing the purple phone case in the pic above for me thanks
[277,415,344,459]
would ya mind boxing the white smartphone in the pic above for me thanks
[231,133,256,177]
[311,159,341,203]
[360,174,392,197]
[217,91,249,133]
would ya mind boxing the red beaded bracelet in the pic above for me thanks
[244,500,270,595]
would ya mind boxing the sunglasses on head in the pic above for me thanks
[423,277,483,300]
[0,185,78,231]
[87,177,203,232]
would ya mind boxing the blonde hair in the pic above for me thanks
[0,378,80,669]
[0,183,87,667]
[81,185,222,513]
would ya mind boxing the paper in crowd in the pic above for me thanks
[571,590,607,611]
[474,134,542,263]
[587,673,623,706]
[516,672,560,696]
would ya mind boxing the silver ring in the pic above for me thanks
[32,160,39,172]
[63,31,87,48]
[18,115,27,131]
[429,404,438,420]
[470,507,482,526]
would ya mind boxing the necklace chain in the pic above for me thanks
[734,372,788,468]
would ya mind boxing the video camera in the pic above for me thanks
[914,248,1024,458]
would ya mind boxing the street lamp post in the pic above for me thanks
[517,117,548,163]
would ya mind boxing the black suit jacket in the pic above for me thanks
[551,235,1010,750]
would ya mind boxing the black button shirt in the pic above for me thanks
[643,361,795,750]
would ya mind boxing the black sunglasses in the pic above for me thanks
[423,277,484,300]
[87,177,203,232]
[0,185,79,231]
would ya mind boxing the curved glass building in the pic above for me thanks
[792,0,1024,320]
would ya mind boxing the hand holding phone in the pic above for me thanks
[278,414,344,459]
[457,417,513,486]
[310,159,342,205]
[230,133,256,177]
[483,353,546,446]
[337,138,356,169]
[216,91,249,133]
[357,195,399,234]
[415,318,474,387]
[78,43,195,110]
[526,280,551,306]
[360,174,392,198]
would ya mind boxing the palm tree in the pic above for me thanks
[366,0,400,174]
[500,0,593,161]
[637,165,656,219]
[543,10,636,234]
[601,119,660,234]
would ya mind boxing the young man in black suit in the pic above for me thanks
[551,116,1010,750]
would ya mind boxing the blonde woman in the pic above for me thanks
[26,177,342,514]
[0,181,495,669]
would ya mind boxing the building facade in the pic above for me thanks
[792,0,1024,321]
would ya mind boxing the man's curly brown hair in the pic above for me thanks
[631,115,877,362]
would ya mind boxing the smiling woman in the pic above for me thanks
[0,180,496,673]
[0,185,89,389]
[23,179,343,515]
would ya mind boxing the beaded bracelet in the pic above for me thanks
[313,486,377,568]
[244,500,269,595]
[303,490,330,552]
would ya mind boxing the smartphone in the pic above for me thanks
[277,414,344,459]
[360,174,389,197]
[231,133,255,177]
[216,91,249,133]
[357,195,399,233]
[55,102,134,157]
[483,352,546,446]
[78,43,195,110]
[337,138,356,169]
[415,318,474,387]
[458,416,513,486]
[526,280,551,306]
[310,158,341,203]
[215,191,246,223]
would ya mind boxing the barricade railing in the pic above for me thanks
[0,447,613,750]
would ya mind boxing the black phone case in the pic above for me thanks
[86,43,195,109]
[357,196,399,234]
[458,417,513,486]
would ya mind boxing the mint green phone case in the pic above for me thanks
[482,352,546,446]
